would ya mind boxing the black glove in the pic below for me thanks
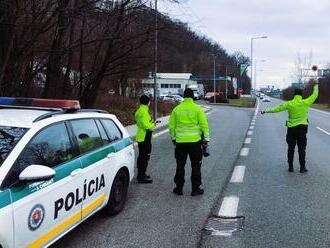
[172,140,176,146]
[202,141,209,147]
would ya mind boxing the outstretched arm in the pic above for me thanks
[303,84,319,106]
[261,102,288,114]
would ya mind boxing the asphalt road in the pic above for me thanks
[201,98,330,248]
[52,104,253,248]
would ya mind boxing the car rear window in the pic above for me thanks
[0,126,28,167]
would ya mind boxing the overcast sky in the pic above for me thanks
[158,0,330,89]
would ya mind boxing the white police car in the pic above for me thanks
[0,97,135,248]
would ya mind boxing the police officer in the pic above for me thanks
[135,95,155,183]
[169,88,210,196]
[261,80,319,173]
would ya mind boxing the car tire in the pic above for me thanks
[103,169,129,216]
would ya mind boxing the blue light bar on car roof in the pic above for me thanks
[0,97,80,109]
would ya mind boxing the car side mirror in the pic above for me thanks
[19,165,56,182]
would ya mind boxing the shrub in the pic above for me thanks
[209,96,229,103]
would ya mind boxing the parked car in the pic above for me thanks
[204,92,220,100]
[160,95,183,103]
[0,97,135,248]
[171,94,184,103]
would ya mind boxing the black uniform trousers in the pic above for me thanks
[286,124,308,168]
[174,141,203,191]
[137,131,152,179]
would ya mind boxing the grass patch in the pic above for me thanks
[228,97,256,108]
[312,103,330,112]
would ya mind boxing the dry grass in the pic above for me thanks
[228,98,256,108]
[95,95,176,126]
[312,103,330,112]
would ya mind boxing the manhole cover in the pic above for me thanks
[203,216,245,236]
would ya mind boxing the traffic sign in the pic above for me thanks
[240,64,249,76]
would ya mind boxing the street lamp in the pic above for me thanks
[250,36,267,91]
[254,59,266,90]
[212,54,216,103]
[153,0,158,121]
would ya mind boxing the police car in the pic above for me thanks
[0,97,135,248]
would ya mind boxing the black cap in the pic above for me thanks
[294,88,303,96]
[139,94,150,105]
[184,88,194,99]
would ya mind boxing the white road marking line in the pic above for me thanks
[249,126,255,129]
[240,147,249,156]
[311,108,330,115]
[316,126,330,136]
[218,196,240,217]
[154,129,169,137]
[247,130,253,136]
[230,166,246,183]
[244,137,251,144]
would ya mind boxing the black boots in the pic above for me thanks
[288,164,308,173]
[191,187,204,196]
[173,187,204,196]
[137,175,153,184]
[173,187,183,195]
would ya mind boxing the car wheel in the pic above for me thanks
[103,169,129,216]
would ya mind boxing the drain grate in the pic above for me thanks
[203,215,245,236]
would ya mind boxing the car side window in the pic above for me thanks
[70,119,103,154]
[4,123,73,187]
[95,119,110,145]
[17,123,73,168]
[101,119,122,143]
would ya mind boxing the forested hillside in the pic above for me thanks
[0,0,250,107]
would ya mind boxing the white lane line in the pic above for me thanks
[154,129,169,137]
[218,196,240,217]
[316,126,330,136]
[240,147,249,156]
[249,126,255,130]
[247,130,253,136]
[230,166,246,183]
[244,137,251,144]
[311,108,330,115]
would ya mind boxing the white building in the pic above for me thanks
[142,73,198,97]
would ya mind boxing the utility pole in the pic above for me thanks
[153,0,158,121]
[225,66,228,99]
[213,55,216,103]
[250,36,267,92]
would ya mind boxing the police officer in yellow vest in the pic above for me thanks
[169,88,210,196]
[135,95,155,183]
[261,80,319,173]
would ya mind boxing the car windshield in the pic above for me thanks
[0,126,28,167]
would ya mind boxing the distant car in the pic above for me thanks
[262,97,271,102]
[204,92,219,100]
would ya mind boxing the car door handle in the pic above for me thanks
[107,152,115,159]
[70,168,82,177]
